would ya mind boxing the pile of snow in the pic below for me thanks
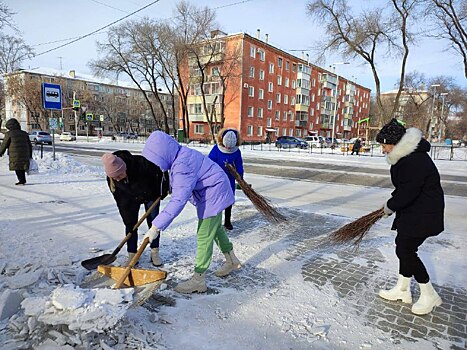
[33,153,103,177]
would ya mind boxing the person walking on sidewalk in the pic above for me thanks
[141,131,241,294]
[377,119,444,315]
[351,138,362,155]
[0,118,32,185]
[102,151,169,266]
[208,128,244,230]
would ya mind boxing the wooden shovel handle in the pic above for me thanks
[114,237,150,289]
[113,197,161,253]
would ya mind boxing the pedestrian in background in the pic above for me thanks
[0,118,32,185]
[351,138,362,155]
[141,131,241,294]
[208,128,244,230]
[377,118,444,315]
[102,150,169,266]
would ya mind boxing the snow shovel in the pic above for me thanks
[81,198,161,270]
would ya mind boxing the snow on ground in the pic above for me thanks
[0,148,465,349]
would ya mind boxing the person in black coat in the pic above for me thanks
[0,118,32,185]
[102,150,169,266]
[376,119,444,316]
[351,138,362,155]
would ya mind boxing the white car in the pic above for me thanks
[60,132,76,141]
[304,136,325,148]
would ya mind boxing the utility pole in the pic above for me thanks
[438,92,448,141]
[73,91,78,142]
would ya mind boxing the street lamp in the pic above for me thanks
[438,92,448,140]
[428,84,440,141]
[330,62,350,143]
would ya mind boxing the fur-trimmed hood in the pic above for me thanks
[386,128,429,165]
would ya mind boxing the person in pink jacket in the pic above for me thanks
[141,131,241,293]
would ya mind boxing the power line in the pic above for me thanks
[33,0,161,58]
[31,0,253,57]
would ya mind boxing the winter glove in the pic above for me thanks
[383,202,394,218]
[144,226,160,243]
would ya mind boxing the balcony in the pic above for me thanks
[321,95,332,102]
[189,114,208,122]
[343,125,352,131]
[295,120,307,128]
[322,73,337,85]
[320,122,331,129]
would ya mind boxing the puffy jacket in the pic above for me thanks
[106,150,169,218]
[208,144,244,194]
[0,119,32,171]
[386,128,444,238]
[142,131,234,230]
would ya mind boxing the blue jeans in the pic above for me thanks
[125,201,160,253]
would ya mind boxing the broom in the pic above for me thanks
[225,162,286,223]
[329,208,385,247]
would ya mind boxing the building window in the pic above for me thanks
[269,63,274,73]
[249,86,254,97]
[311,94,315,102]
[194,124,205,134]
[285,78,289,87]
[247,125,253,136]
[285,61,289,70]
[282,127,287,136]
[292,63,296,72]
[267,118,272,127]
[291,97,295,105]
[268,82,273,92]
[278,57,283,68]
[257,126,263,136]
[190,103,202,114]
[312,78,316,87]
[275,127,279,135]
[259,89,264,100]
[249,67,255,78]
[276,93,281,103]
[277,75,282,85]
[248,106,254,117]
[258,107,263,118]
[283,111,287,121]
[250,46,256,58]
[310,108,314,116]
[258,49,265,61]
[211,67,220,76]
[259,69,264,80]
[267,100,273,110]
[289,111,294,121]
[289,128,293,136]
[296,129,301,137]
[275,110,280,120]
[284,95,288,104]
[292,80,296,89]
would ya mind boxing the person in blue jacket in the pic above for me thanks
[208,128,244,230]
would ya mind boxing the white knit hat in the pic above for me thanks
[222,130,237,149]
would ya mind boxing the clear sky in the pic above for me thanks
[4,0,466,93]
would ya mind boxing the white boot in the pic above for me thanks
[411,282,442,315]
[174,272,207,294]
[123,253,137,267]
[215,250,241,277]
[378,274,412,303]
[151,248,162,267]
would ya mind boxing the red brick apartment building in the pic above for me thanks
[184,30,371,142]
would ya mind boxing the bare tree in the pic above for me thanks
[306,0,420,126]
[423,0,467,78]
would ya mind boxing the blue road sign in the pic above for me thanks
[42,83,62,110]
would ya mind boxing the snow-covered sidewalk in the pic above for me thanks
[0,153,465,349]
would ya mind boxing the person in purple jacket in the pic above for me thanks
[141,131,242,294]
[208,128,244,230]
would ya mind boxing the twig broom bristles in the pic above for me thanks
[225,163,286,223]
[330,208,385,247]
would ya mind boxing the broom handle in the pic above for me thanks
[112,197,161,254]
[114,237,150,289]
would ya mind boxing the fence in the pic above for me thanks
[187,140,467,161]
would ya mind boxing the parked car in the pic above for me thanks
[29,131,52,145]
[304,136,325,148]
[119,132,138,139]
[275,136,308,149]
[59,132,76,141]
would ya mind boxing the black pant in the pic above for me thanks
[224,205,232,225]
[122,201,160,253]
[15,170,26,184]
[395,235,429,283]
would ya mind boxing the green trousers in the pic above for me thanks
[194,212,233,273]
